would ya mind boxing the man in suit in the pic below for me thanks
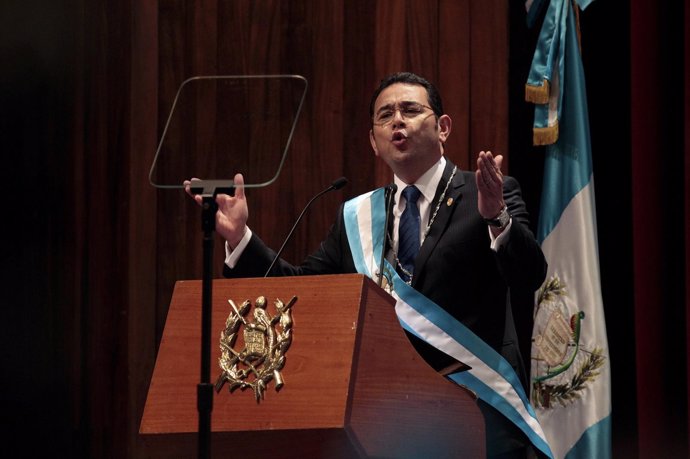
[185,72,547,458]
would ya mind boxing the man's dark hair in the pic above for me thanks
[369,72,444,119]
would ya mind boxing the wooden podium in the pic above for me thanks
[139,274,485,458]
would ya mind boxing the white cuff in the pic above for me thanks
[489,218,512,251]
[224,228,253,269]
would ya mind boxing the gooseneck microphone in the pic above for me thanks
[263,177,349,277]
[378,183,397,287]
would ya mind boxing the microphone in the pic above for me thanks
[378,183,397,287]
[263,177,349,277]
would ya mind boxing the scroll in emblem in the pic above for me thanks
[215,295,297,401]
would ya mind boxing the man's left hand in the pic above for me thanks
[475,150,506,220]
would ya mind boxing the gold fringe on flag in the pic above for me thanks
[525,79,551,104]
[533,123,559,146]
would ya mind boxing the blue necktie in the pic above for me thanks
[398,186,422,283]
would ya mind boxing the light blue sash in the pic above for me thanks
[343,187,553,458]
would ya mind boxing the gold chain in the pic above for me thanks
[387,166,458,285]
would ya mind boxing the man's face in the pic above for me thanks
[369,83,451,183]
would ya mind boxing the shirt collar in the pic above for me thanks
[393,156,446,204]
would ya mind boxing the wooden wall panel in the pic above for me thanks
[343,0,378,197]
[129,1,159,457]
[372,1,409,186]
[1,1,511,457]
[285,1,346,257]
[439,0,472,170]
[469,1,509,170]
[80,1,132,456]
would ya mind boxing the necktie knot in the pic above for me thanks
[402,186,421,206]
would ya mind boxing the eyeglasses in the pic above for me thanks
[372,102,435,126]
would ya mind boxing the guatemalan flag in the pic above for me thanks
[525,1,612,458]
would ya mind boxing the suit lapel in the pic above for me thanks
[412,160,465,286]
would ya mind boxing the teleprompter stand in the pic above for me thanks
[195,180,235,459]
[146,74,309,459]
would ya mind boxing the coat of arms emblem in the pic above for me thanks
[531,275,605,408]
[215,295,297,401]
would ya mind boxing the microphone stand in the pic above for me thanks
[264,177,348,277]
[378,184,396,287]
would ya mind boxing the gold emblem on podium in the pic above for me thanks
[215,295,297,401]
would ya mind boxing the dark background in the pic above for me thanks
[1,0,687,457]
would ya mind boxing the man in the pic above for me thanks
[185,72,547,458]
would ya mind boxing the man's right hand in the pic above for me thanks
[183,173,248,249]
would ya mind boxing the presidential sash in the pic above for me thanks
[343,187,553,458]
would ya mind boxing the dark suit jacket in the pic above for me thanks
[224,160,547,385]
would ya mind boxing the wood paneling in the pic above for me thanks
[3,2,510,457]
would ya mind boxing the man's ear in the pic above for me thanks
[438,114,452,144]
[369,129,380,157]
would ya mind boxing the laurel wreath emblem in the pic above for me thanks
[214,295,297,401]
[531,275,606,409]
[532,347,605,408]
